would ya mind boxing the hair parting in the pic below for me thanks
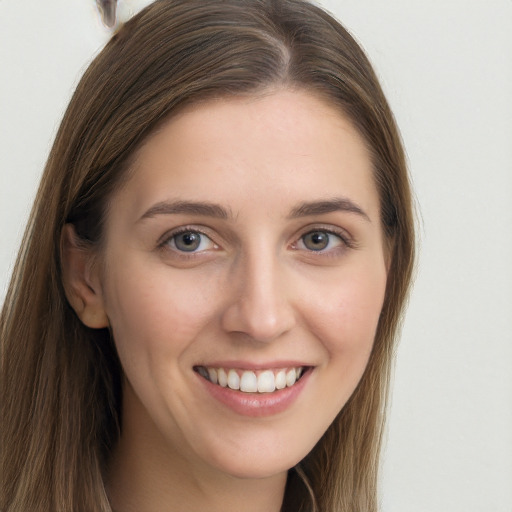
[1,1,415,510]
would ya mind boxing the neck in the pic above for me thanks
[106,384,287,512]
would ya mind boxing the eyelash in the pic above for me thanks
[157,225,355,259]
[292,227,355,255]
[158,226,218,257]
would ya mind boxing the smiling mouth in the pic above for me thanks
[194,366,308,394]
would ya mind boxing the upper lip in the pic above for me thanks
[195,360,312,370]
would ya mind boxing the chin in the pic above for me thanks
[214,458,295,481]
[203,437,312,481]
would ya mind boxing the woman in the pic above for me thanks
[0,0,415,510]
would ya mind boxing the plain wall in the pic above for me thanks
[1,1,511,511]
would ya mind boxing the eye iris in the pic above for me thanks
[303,231,329,251]
[175,232,201,251]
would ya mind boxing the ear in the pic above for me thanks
[60,224,109,329]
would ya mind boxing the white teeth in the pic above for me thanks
[217,368,228,387]
[198,366,306,393]
[257,370,276,393]
[275,370,287,389]
[240,371,258,392]
[286,368,297,387]
[207,368,218,384]
[227,369,240,390]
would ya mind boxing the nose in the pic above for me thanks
[220,252,296,343]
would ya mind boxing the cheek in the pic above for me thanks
[303,264,387,358]
[102,260,222,363]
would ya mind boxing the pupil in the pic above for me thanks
[305,231,328,250]
[182,233,196,245]
[176,232,200,251]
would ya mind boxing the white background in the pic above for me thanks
[1,1,511,511]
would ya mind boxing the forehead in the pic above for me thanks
[111,89,379,223]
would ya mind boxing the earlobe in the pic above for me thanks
[60,224,109,329]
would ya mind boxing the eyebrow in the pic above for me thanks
[139,200,230,221]
[138,197,370,223]
[288,198,370,222]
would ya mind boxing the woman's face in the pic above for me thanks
[97,89,388,481]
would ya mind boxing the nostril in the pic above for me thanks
[219,261,296,342]
[225,294,294,340]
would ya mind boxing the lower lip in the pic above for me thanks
[196,369,312,417]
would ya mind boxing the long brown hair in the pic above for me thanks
[0,1,415,510]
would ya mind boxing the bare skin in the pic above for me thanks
[62,89,387,511]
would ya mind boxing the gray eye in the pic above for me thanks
[174,232,202,252]
[302,231,330,251]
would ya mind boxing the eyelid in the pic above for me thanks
[292,224,355,248]
[157,225,219,252]
[155,223,356,259]
[296,232,341,251]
